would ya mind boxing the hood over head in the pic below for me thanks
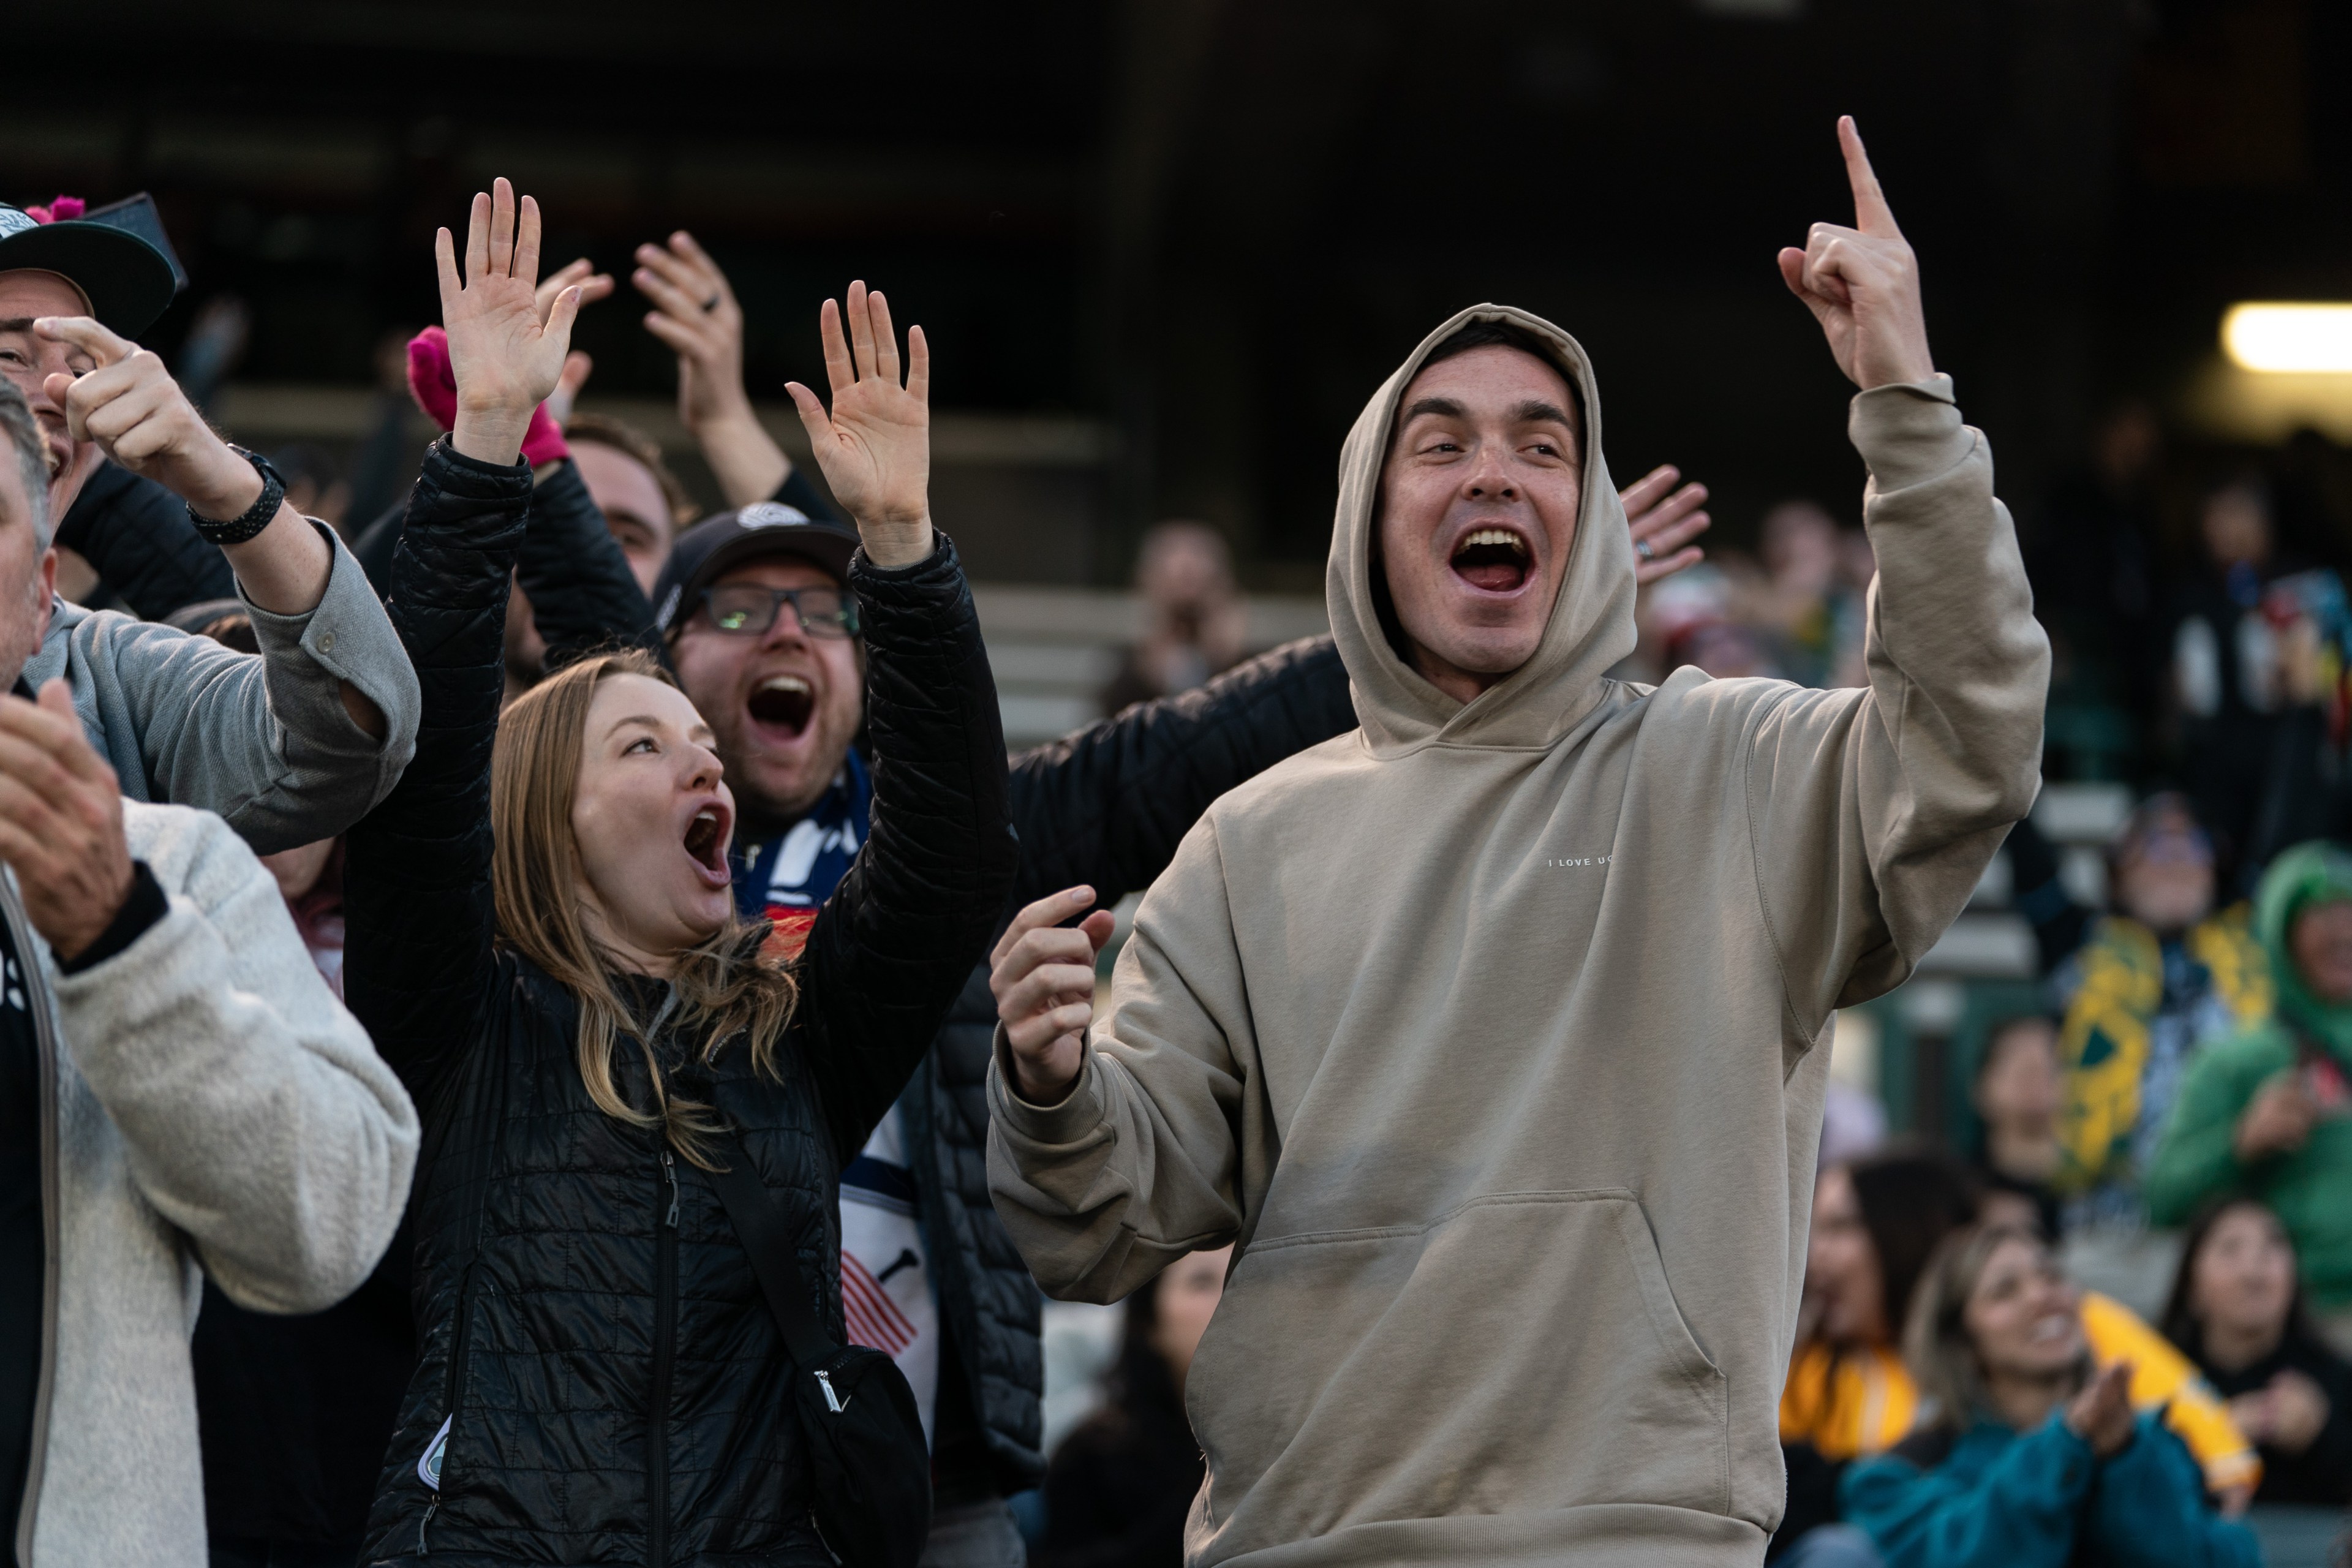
[1327,303,1634,756]
[2254,839,2352,1061]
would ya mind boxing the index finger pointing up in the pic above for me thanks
[1838,115,1902,239]
[31,315,133,368]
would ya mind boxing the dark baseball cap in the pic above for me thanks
[0,195,183,338]
[652,501,864,637]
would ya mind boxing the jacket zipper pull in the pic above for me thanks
[662,1148,679,1229]
[418,1498,438,1554]
[815,1368,846,1414]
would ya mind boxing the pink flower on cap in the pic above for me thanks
[23,195,86,225]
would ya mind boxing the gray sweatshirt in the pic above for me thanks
[988,306,2049,1567]
[9,801,420,1568]
[20,521,421,854]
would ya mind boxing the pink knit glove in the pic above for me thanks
[405,325,568,467]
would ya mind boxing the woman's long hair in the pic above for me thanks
[491,649,797,1168]
[1904,1223,2090,1433]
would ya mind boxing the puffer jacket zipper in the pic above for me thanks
[4,879,60,1568]
[418,1260,484,1555]
[649,1146,680,1564]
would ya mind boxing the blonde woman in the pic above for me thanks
[1840,1226,2256,1568]
[342,180,1014,1565]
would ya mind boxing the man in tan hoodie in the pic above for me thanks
[986,119,2049,1567]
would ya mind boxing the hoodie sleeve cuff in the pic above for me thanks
[57,861,168,975]
[1848,374,1973,494]
[988,1021,1108,1144]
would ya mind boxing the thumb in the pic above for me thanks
[1080,909,1118,956]
[542,284,584,354]
[784,382,831,446]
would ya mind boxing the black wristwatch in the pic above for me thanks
[187,446,287,545]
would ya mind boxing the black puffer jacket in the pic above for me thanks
[914,638,1357,1493]
[345,439,1015,1565]
[56,461,236,618]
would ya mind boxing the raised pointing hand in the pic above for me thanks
[435,178,581,465]
[1777,117,1934,391]
[786,282,933,569]
[34,315,263,523]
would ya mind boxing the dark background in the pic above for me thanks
[7,0,2350,587]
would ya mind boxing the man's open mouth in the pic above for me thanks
[682,803,732,882]
[1450,527,1532,593]
[745,674,815,739]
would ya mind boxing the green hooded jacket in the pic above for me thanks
[2146,841,2352,1306]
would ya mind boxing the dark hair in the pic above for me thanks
[2159,1196,2319,1359]
[1416,318,1584,430]
[1848,1150,1982,1337]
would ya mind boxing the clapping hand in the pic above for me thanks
[2064,1360,2137,1459]
[0,680,132,964]
[1778,118,1935,391]
[992,887,1118,1106]
[786,282,933,568]
[435,178,582,465]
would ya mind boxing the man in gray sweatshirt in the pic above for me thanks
[0,380,421,1568]
[0,202,418,852]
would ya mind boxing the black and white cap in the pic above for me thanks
[650,501,865,637]
[0,195,183,337]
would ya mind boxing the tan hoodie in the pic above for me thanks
[988,304,2049,1567]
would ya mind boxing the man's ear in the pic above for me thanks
[33,545,56,638]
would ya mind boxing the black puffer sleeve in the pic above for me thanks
[343,438,532,1112]
[520,459,666,670]
[796,535,1017,1165]
[1008,634,1355,908]
[55,461,237,619]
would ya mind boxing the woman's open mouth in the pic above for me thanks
[1450,527,1532,593]
[682,804,733,887]
[745,674,815,740]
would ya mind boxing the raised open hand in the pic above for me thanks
[1620,464,1711,585]
[1777,118,1934,391]
[435,177,581,464]
[635,232,752,435]
[786,281,933,568]
[2064,1360,2138,1459]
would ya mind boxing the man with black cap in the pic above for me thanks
[0,197,418,851]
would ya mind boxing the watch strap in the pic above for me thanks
[187,447,285,545]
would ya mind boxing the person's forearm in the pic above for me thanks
[695,406,791,510]
[221,503,334,616]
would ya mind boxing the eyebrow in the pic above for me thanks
[1516,399,1576,428]
[1401,396,1466,422]
[0,320,32,334]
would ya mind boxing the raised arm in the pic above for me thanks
[344,177,581,1109]
[1747,118,2049,1030]
[634,232,802,510]
[780,281,1017,1163]
[517,458,665,669]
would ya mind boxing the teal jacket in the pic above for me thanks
[2146,841,2352,1306]
[1841,1412,2258,1568]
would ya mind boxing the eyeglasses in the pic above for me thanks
[696,584,860,639]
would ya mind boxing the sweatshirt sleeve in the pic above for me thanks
[1841,1419,2092,1568]
[83,523,424,856]
[987,814,1267,1303]
[2087,1416,2261,1568]
[1746,377,2049,1030]
[50,809,420,1313]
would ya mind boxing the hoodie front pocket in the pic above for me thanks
[1185,1189,1730,1545]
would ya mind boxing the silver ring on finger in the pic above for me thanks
[1635,538,1656,562]
[702,293,722,313]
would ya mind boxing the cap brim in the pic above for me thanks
[0,223,179,337]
